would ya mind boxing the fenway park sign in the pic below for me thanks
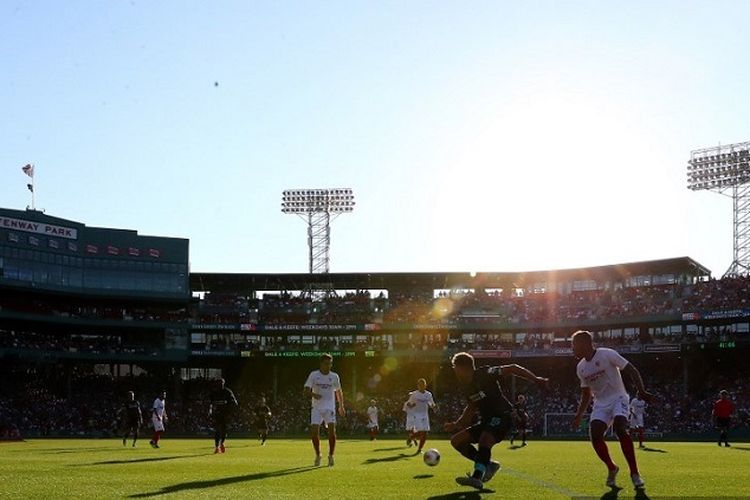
[0,215,78,240]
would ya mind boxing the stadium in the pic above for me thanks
[1,206,748,498]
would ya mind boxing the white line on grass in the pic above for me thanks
[503,467,586,498]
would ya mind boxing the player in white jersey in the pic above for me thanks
[366,399,379,441]
[405,378,436,454]
[149,390,167,448]
[303,353,345,467]
[629,393,647,448]
[571,331,654,490]
[403,399,416,446]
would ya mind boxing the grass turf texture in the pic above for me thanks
[0,439,747,498]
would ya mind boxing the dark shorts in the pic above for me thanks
[468,414,512,443]
[256,421,269,431]
[716,417,730,429]
[125,419,140,430]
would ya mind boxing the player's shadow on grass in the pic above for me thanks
[71,454,208,466]
[45,447,124,455]
[599,487,650,500]
[641,446,667,453]
[129,466,318,498]
[363,453,414,465]
[414,474,434,479]
[427,490,492,499]
[507,445,524,450]
[374,446,409,452]
[731,446,750,451]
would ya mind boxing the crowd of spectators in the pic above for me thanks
[0,296,187,323]
[1,365,748,440]
[0,329,161,356]
[191,276,750,327]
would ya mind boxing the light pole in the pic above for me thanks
[281,188,355,274]
[688,141,750,276]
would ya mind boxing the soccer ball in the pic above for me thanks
[423,448,440,466]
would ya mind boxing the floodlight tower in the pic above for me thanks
[281,188,355,274]
[687,140,750,276]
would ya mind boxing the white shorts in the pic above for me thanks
[367,421,379,429]
[629,414,644,428]
[152,416,165,432]
[310,408,336,426]
[412,414,430,432]
[405,415,415,431]
[590,395,630,427]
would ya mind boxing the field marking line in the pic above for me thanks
[503,466,586,498]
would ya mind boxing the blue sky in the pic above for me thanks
[2,1,749,275]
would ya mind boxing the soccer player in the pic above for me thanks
[303,353,345,467]
[403,398,416,447]
[149,390,167,448]
[446,352,549,490]
[121,391,142,447]
[509,394,529,447]
[571,330,654,490]
[712,390,735,447]
[366,399,380,441]
[255,396,272,446]
[209,378,238,454]
[629,392,647,448]
[406,378,436,454]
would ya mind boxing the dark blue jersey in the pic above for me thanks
[210,388,238,419]
[463,366,513,419]
[123,401,142,422]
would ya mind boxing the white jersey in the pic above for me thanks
[576,348,629,406]
[367,406,379,426]
[152,398,166,418]
[304,369,341,412]
[407,390,435,417]
[630,398,646,417]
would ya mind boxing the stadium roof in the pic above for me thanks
[190,257,711,293]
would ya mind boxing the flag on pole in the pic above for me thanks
[27,184,34,192]
[22,164,34,177]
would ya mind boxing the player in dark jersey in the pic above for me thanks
[209,378,238,454]
[509,394,529,446]
[255,396,272,446]
[445,352,548,490]
[121,391,143,447]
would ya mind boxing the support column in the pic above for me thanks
[272,364,278,403]
[682,356,689,397]
[351,363,357,396]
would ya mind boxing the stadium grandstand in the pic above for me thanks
[1,207,748,442]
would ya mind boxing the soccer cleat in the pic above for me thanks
[132,443,137,448]
[327,455,334,467]
[606,465,620,488]
[725,443,731,447]
[220,444,225,453]
[149,440,156,448]
[214,447,220,454]
[455,475,484,490]
[122,439,127,447]
[314,455,321,467]
[406,438,413,447]
[482,461,501,483]
[631,473,645,489]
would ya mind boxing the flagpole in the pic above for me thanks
[31,169,35,210]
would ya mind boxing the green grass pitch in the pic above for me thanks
[0,438,747,498]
